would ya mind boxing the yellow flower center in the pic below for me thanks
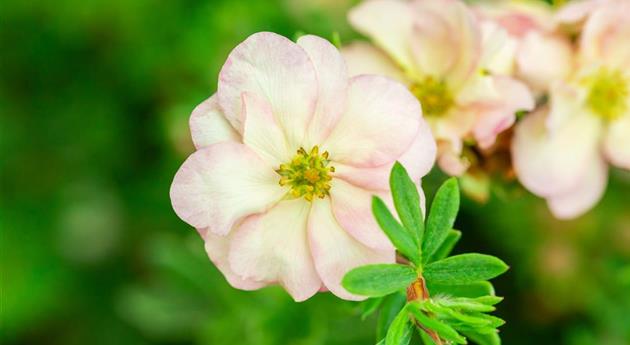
[276,146,334,201]
[410,76,454,116]
[583,68,628,121]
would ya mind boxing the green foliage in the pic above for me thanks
[343,163,508,345]
[342,264,417,298]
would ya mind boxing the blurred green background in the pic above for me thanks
[1,0,629,344]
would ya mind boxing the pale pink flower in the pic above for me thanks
[474,0,574,93]
[512,1,630,219]
[170,32,436,301]
[344,0,534,175]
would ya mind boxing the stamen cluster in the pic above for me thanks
[277,146,335,201]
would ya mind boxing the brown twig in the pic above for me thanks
[406,277,443,345]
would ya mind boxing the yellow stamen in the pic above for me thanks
[276,146,334,201]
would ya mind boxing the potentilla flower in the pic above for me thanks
[170,32,436,301]
[344,0,534,176]
[474,0,574,93]
[512,1,630,219]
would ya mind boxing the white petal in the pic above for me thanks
[333,119,436,190]
[512,106,603,198]
[170,142,285,234]
[297,35,349,145]
[228,199,321,302]
[341,42,408,81]
[324,75,420,168]
[203,230,268,290]
[241,92,292,166]
[516,32,573,92]
[348,0,416,71]
[329,179,393,251]
[604,113,630,169]
[547,155,608,219]
[308,198,394,300]
[217,32,318,145]
[190,95,240,149]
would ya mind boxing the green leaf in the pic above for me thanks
[342,264,417,297]
[435,296,501,313]
[390,162,424,244]
[385,306,413,345]
[424,254,508,285]
[377,292,407,340]
[428,281,495,298]
[408,302,467,344]
[428,229,461,263]
[373,197,421,265]
[422,178,460,264]
[361,297,384,320]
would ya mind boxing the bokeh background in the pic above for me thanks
[1,0,629,344]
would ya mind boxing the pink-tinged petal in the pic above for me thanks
[479,21,517,75]
[546,83,584,132]
[348,0,415,70]
[555,0,601,25]
[190,95,240,149]
[324,75,420,167]
[410,7,457,77]
[473,76,534,149]
[604,114,630,170]
[297,35,349,145]
[202,230,268,290]
[413,0,481,88]
[516,32,574,92]
[547,156,608,219]
[329,178,393,251]
[580,2,630,69]
[241,92,292,166]
[512,107,603,198]
[217,32,318,145]
[308,198,394,300]
[437,140,469,177]
[341,41,408,82]
[333,119,436,190]
[170,142,285,234]
[228,199,320,302]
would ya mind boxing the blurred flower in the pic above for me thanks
[474,0,574,93]
[344,0,534,175]
[513,1,630,219]
[170,32,436,301]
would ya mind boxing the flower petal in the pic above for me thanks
[473,76,534,149]
[202,230,268,290]
[410,7,457,77]
[341,42,408,82]
[324,75,420,167]
[512,106,603,198]
[218,32,318,145]
[297,35,349,145]
[604,113,630,169]
[228,199,320,302]
[329,178,394,251]
[241,92,292,166]
[170,142,285,234]
[580,2,630,70]
[190,95,240,149]
[348,0,415,71]
[308,198,394,300]
[516,32,573,92]
[547,155,608,219]
[333,119,436,190]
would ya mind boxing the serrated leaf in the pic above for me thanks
[422,178,459,264]
[428,281,495,298]
[373,197,421,265]
[428,229,461,263]
[408,302,467,344]
[343,264,417,297]
[361,297,384,320]
[390,162,424,244]
[424,254,508,285]
[377,292,407,340]
[385,305,413,345]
